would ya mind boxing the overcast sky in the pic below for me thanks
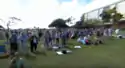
[0,0,124,29]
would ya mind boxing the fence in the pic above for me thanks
[84,0,125,22]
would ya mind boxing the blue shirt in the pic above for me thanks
[20,34,28,43]
[10,34,18,43]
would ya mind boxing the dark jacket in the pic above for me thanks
[30,36,38,44]
[10,33,18,43]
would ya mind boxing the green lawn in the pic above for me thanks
[0,38,125,68]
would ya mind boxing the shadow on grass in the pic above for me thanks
[0,55,9,59]
[34,51,47,56]
[24,54,36,60]
[24,51,48,61]
[30,65,121,68]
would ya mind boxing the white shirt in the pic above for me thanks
[84,36,88,40]
[77,38,81,42]
[108,28,112,33]
[115,29,119,35]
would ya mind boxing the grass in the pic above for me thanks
[0,38,125,68]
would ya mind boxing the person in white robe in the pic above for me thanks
[115,29,120,35]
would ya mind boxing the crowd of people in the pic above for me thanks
[7,27,116,55]
[5,27,123,68]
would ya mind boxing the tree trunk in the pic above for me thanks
[113,22,118,29]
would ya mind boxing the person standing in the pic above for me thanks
[50,30,55,46]
[61,31,67,47]
[43,31,51,49]
[20,32,29,55]
[108,28,112,37]
[10,32,18,54]
[30,35,38,53]
[55,32,60,45]
[38,30,43,41]
[5,31,9,43]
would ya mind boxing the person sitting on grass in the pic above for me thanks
[93,30,103,45]
[83,35,92,45]
[77,36,84,43]
[77,36,91,45]
[9,52,25,68]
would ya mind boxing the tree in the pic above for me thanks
[8,17,21,28]
[71,14,86,28]
[48,18,69,28]
[0,17,21,43]
[72,21,83,28]
[100,6,123,24]
[110,7,123,23]
[100,9,111,22]
[80,14,85,25]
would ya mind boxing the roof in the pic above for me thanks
[118,20,125,24]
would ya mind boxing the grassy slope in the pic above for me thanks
[0,38,125,68]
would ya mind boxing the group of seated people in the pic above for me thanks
[77,35,103,45]
[77,30,104,46]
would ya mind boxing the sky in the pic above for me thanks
[0,0,124,29]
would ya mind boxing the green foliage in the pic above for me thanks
[71,14,85,28]
[65,17,73,24]
[72,14,103,28]
[100,6,124,23]
[48,18,69,28]
[112,12,123,22]
[65,17,71,23]
[80,14,85,23]
[100,10,111,22]
[72,21,83,28]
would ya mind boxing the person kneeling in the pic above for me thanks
[9,52,25,68]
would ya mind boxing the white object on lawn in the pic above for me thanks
[56,50,72,55]
[52,46,59,50]
[56,51,63,55]
[67,50,72,53]
[117,35,125,39]
[74,46,81,48]
[123,36,125,38]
